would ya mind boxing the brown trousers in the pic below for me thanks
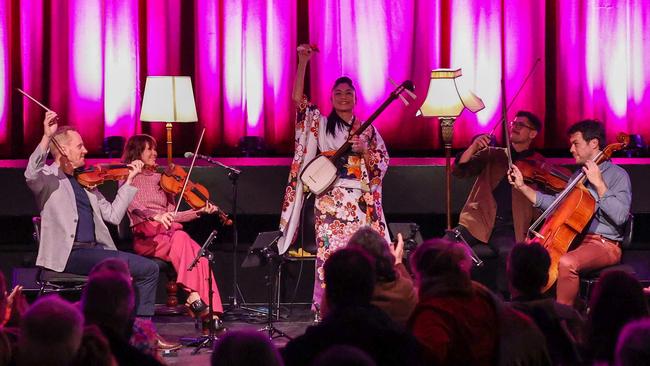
[556,234,622,306]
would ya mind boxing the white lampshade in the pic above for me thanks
[140,76,198,122]
[420,69,485,118]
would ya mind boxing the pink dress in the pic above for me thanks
[126,171,223,312]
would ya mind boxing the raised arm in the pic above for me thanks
[292,44,316,106]
[25,112,59,194]
[452,134,492,178]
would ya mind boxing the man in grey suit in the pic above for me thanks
[25,111,159,317]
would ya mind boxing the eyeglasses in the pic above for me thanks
[510,121,536,130]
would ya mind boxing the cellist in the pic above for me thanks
[509,120,632,307]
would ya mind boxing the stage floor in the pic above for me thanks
[153,304,313,365]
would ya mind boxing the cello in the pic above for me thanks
[526,133,629,291]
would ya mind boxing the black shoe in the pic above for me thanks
[187,298,209,318]
[202,317,226,335]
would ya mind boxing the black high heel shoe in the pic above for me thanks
[186,298,209,319]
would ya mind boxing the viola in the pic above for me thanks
[159,164,232,226]
[74,164,134,189]
[515,159,571,193]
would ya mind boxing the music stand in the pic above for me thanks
[241,231,292,340]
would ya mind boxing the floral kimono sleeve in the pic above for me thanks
[364,126,389,193]
[277,96,320,253]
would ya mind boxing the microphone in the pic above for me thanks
[184,152,241,175]
[184,151,204,159]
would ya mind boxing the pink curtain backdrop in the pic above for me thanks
[0,0,649,158]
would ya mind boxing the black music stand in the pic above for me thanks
[241,231,292,340]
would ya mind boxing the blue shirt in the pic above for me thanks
[534,160,631,241]
[67,175,96,243]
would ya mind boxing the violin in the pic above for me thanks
[515,159,571,193]
[74,164,134,189]
[159,164,233,226]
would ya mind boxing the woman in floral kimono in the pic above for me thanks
[278,44,390,311]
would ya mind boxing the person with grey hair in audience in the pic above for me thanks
[346,227,417,327]
[15,295,84,366]
[408,238,550,366]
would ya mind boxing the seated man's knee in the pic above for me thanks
[145,259,159,278]
[130,257,159,280]
[558,255,578,273]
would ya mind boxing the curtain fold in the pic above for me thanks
[0,0,648,158]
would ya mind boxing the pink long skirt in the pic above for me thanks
[133,222,223,312]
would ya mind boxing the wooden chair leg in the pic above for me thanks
[166,280,179,307]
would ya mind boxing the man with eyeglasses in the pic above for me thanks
[449,110,547,298]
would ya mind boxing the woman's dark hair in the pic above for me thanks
[324,248,375,307]
[567,119,606,149]
[122,134,156,163]
[347,227,396,282]
[327,76,355,136]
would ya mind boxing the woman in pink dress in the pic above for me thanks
[122,134,223,322]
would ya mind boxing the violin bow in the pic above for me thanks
[501,78,513,170]
[174,128,205,215]
[15,88,69,160]
[486,58,541,138]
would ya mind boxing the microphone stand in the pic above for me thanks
[195,154,242,175]
[193,154,263,317]
[182,230,220,354]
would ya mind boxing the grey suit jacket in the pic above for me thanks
[25,145,138,272]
